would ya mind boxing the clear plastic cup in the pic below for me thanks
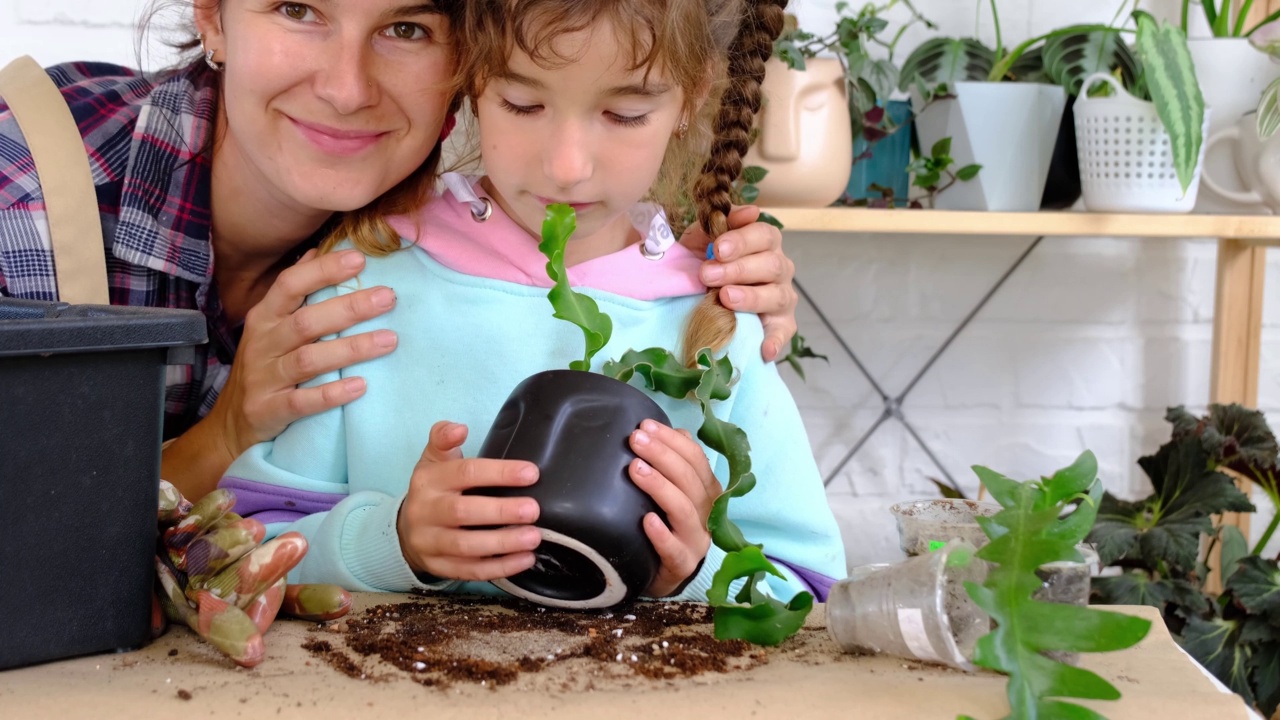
[890,499,1002,557]
[826,540,990,671]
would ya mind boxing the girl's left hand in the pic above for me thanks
[679,205,798,363]
[628,419,722,598]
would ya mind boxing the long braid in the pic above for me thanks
[681,0,787,367]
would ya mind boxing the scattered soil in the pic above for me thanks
[301,594,774,690]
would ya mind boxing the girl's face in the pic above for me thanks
[199,1,456,217]
[475,19,685,252]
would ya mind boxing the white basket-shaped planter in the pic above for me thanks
[1074,73,1209,213]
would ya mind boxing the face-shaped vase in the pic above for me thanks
[473,370,667,609]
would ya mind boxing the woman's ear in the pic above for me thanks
[193,1,225,47]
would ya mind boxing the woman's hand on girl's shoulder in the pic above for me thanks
[679,205,797,362]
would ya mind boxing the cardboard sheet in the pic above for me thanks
[0,596,1254,719]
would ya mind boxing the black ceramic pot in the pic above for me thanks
[472,369,667,609]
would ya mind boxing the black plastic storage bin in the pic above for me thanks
[0,298,206,669]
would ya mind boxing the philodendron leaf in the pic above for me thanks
[962,451,1150,720]
[537,204,611,371]
[1180,616,1258,708]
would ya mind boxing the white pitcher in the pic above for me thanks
[1201,113,1280,214]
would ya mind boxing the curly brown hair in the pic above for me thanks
[457,0,787,366]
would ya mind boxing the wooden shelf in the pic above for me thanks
[763,207,1280,242]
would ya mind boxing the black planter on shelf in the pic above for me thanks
[472,369,666,609]
[1040,93,1082,210]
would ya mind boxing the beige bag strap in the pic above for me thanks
[0,55,109,305]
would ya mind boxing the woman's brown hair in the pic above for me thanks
[456,0,787,365]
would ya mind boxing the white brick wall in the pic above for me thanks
[3,0,1276,572]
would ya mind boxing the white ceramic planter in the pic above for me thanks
[1187,37,1280,213]
[910,82,1066,211]
[745,57,853,208]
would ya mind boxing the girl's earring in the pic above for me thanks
[675,119,689,139]
[198,33,223,72]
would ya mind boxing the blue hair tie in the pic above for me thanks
[706,243,716,261]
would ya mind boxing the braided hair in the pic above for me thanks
[681,0,787,366]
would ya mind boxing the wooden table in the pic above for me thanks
[0,595,1255,719]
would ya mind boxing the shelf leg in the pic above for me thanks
[1206,237,1267,591]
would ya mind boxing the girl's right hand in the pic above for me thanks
[213,248,400,459]
[397,421,543,581]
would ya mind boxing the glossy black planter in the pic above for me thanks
[473,370,666,609]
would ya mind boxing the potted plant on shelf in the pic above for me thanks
[473,204,811,646]
[1072,11,1208,213]
[748,2,935,208]
[896,1,1114,211]
[1174,0,1280,212]
[1087,404,1280,716]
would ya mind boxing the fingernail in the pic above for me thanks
[343,377,366,395]
[372,288,396,309]
[702,265,725,283]
[521,527,541,544]
[634,459,653,477]
[641,419,658,433]
[342,251,364,270]
[633,430,650,447]
[373,329,397,348]
[717,240,735,257]
[519,465,539,482]
[724,287,744,305]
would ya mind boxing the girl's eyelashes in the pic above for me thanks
[498,98,652,128]
[499,98,542,116]
[607,112,650,128]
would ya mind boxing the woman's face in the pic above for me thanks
[198,1,456,215]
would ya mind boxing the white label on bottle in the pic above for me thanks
[897,608,943,664]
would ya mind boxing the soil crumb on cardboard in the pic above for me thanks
[301,595,770,690]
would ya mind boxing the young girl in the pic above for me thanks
[220,0,845,604]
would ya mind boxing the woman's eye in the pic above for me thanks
[279,3,316,22]
[499,98,541,116]
[608,112,650,128]
[384,22,429,41]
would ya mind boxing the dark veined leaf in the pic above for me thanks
[1088,438,1254,571]
[1226,555,1280,619]
[1251,641,1280,717]
[1219,524,1249,585]
[1042,26,1139,96]
[1179,616,1257,707]
[897,37,995,92]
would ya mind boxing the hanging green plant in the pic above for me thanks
[538,203,813,646]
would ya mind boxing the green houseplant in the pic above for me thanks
[1088,404,1280,716]
[958,451,1152,720]
[524,204,812,646]
[895,1,1117,210]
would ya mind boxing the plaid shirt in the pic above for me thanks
[0,61,238,438]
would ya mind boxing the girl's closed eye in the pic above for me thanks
[499,98,543,117]
[606,111,650,128]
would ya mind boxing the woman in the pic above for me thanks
[0,0,799,502]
